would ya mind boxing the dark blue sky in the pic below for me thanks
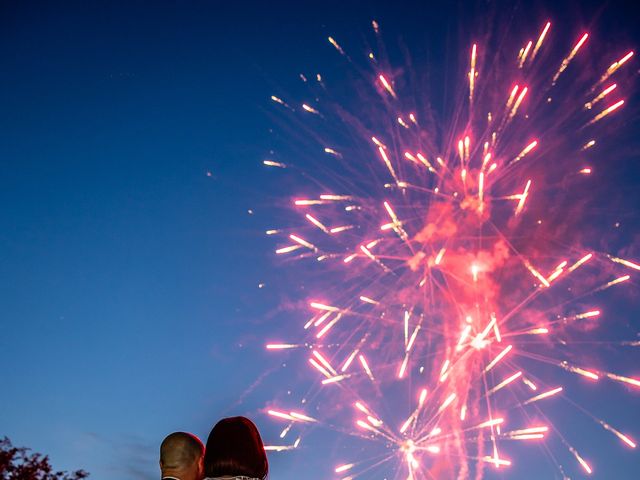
[1,1,639,479]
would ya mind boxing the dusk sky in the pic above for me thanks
[1,1,639,479]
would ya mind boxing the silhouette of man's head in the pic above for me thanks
[204,416,268,479]
[160,432,204,480]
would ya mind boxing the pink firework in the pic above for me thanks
[263,18,638,480]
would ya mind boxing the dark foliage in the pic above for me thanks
[0,437,88,480]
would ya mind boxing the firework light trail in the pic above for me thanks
[262,17,638,480]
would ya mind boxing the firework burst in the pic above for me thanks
[262,17,638,480]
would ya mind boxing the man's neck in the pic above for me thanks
[161,473,187,480]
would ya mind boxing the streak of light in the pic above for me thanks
[485,345,513,372]
[289,234,317,251]
[518,40,533,67]
[506,426,548,437]
[523,327,549,335]
[598,51,634,85]
[316,313,343,338]
[310,302,340,312]
[276,245,303,254]
[320,194,353,201]
[268,410,317,423]
[487,371,522,396]
[531,22,551,60]
[371,136,386,148]
[356,419,380,434]
[263,160,287,168]
[469,44,477,100]
[598,420,636,448]
[474,418,505,429]
[560,362,599,380]
[305,214,330,233]
[552,33,589,85]
[313,311,332,327]
[609,255,640,271]
[264,445,296,451]
[295,199,325,206]
[569,446,592,475]
[522,377,537,390]
[512,141,537,164]
[574,310,600,320]
[406,325,420,352]
[324,147,341,157]
[343,253,357,263]
[585,84,617,109]
[605,372,640,388]
[523,387,563,405]
[289,412,318,422]
[514,180,532,216]
[511,434,544,440]
[524,260,551,287]
[330,225,353,233]
[464,136,470,161]
[439,359,451,382]
[379,74,397,98]
[302,103,320,114]
[322,374,349,385]
[359,295,379,304]
[567,253,593,273]
[597,275,631,291]
[341,349,359,372]
[328,36,345,55]
[416,152,436,171]
[309,358,332,378]
[506,85,519,109]
[508,87,529,120]
[266,343,297,350]
[312,350,337,375]
[456,325,472,351]
[437,393,457,413]
[378,147,400,185]
[335,464,354,473]
[587,100,624,126]
[360,245,391,272]
[398,354,410,379]
[359,354,375,381]
[547,268,564,283]
[481,456,511,466]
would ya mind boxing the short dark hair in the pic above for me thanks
[160,432,204,470]
[204,416,268,478]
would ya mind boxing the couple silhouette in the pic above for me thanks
[160,416,268,480]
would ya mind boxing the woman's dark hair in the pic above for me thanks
[204,416,268,479]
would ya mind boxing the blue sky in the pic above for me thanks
[1,1,639,479]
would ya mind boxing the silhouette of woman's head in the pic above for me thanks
[204,416,268,479]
